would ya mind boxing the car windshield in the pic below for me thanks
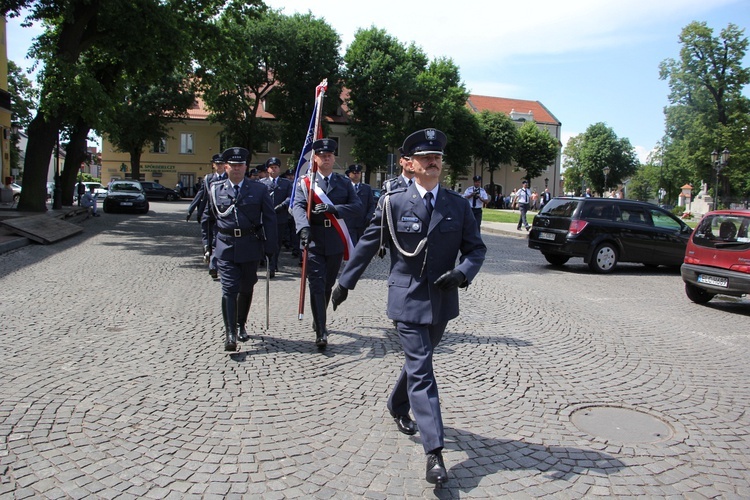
[692,214,750,248]
[111,183,141,193]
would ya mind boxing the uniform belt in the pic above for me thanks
[217,226,258,237]
[309,219,332,227]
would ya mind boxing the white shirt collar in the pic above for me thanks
[414,183,439,201]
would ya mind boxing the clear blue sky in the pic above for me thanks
[7,0,750,162]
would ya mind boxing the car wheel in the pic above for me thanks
[166,193,176,201]
[589,243,618,273]
[684,282,714,304]
[543,254,569,266]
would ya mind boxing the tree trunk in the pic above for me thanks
[17,112,62,212]
[62,120,91,206]
[130,149,142,181]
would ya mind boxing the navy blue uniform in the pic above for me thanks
[347,182,376,246]
[203,178,277,350]
[292,171,362,343]
[261,176,293,274]
[338,184,486,454]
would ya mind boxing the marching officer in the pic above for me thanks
[382,148,414,192]
[345,164,376,246]
[292,138,362,349]
[331,128,486,485]
[202,147,278,351]
[188,154,227,278]
[260,157,293,278]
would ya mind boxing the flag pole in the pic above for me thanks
[298,80,327,320]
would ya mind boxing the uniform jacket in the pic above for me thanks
[261,176,293,225]
[202,179,278,263]
[347,182,376,230]
[382,175,412,192]
[339,184,486,324]
[292,172,363,255]
[189,172,223,219]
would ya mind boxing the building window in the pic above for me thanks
[256,141,269,154]
[180,133,194,154]
[152,138,167,154]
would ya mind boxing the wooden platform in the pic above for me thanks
[0,214,83,244]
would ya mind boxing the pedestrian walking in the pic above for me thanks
[516,180,532,231]
[203,147,278,351]
[292,138,363,350]
[331,128,486,486]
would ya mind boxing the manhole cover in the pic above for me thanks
[570,406,672,443]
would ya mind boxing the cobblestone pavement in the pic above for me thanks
[1,202,750,499]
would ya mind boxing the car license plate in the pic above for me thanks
[121,202,133,206]
[697,274,728,287]
[539,232,555,241]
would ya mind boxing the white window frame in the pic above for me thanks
[180,133,194,155]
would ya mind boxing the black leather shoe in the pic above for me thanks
[425,452,448,485]
[269,270,275,279]
[209,268,218,279]
[315,331,328,349]
[237,326,250,342]
[224,333,237,352]
[393,415,417,435]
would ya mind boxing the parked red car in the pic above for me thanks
[681,209,750,303]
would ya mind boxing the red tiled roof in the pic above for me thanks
[186,88,559,127]
[466,94,560,125]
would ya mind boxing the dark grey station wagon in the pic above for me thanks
[528,197,693,273]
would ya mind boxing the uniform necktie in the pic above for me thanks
[424,192,434,218]
[323,176,329,191]
[408,179,413,187]
[355,183,360,193]
[472,189,477,208]
[233,184,239,199]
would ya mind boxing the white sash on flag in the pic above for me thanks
[302,176,355,260]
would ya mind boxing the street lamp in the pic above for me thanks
[603,166,610,193]
[544,177,549,188]
[710,148,730,210]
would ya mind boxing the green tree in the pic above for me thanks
[3,0,226,211]
[344,27,424,180]
[197,6,279,155]
[7,60,38,176]
[265,12,342,166]
[474,110,518,193]
[514,121,559,184]
[413,57,477,182]
[562,123,639,196]
[659,22,750,203]
[104,73,197,182]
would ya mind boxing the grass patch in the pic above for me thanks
[482,209,536,224]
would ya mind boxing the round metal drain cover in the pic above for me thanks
[571,406,672,443]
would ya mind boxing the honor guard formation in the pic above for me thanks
[186,129,485,486]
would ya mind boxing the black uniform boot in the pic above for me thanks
[222,294,238,351]
[310,294,328,349]
[237,292,252,342]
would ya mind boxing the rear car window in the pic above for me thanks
[692,214,750,249]
[580,201,614,220]
[542,199,580,217]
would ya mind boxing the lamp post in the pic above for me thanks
[603,166,610,194]
[710,148,730,210]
